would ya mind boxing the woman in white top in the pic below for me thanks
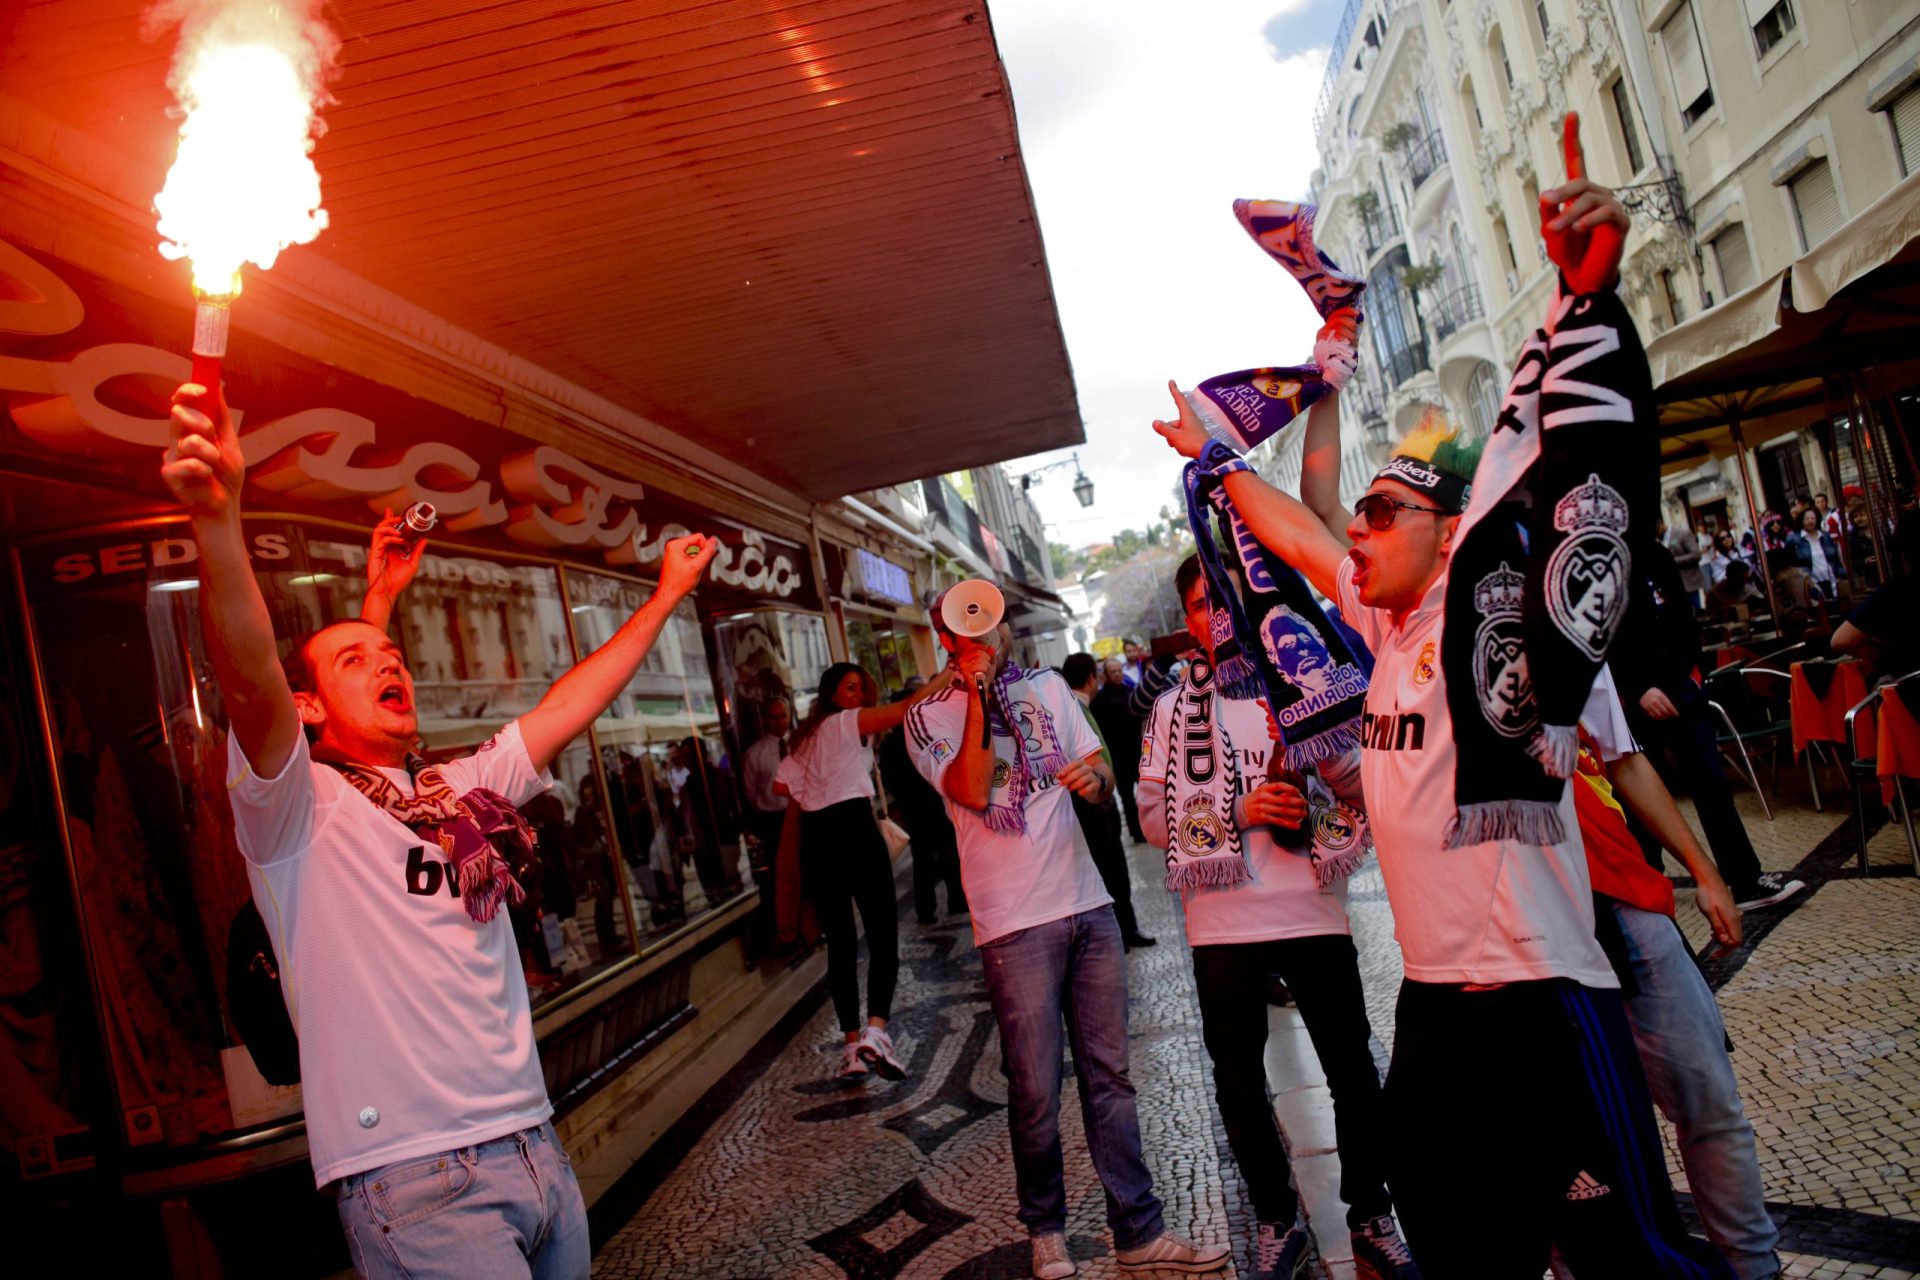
[775,662,952,1081]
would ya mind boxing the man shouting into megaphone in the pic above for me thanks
[905,580,1229,1279]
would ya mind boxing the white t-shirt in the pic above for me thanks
[905,672,1109,945]
[742,733,788,814]
[1334,559,1618,989]
[225,722,555,1187]
[773,709,875,811]
[1136,690,1353,946]
[1580,667,1638,763]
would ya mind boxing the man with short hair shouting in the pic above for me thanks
[1150,119,1732,1279]
[162,379,717,1280]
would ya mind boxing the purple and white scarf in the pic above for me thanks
[980,662,1070,834]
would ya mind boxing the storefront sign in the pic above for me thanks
[0,240,817,608]
[854,548,914,605]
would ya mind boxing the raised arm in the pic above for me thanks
[1296,388,1352,544]
[519,534,719,774]
[854,668,957,737]
[161,383,302,777]
[1152,381,1348,599]
[941,645,997,810]
[361,508,427,634]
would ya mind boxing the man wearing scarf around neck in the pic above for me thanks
[906,588,1228,1279]
[1150,119,1732,1280]
[1137,554,1413,1280]
[162,379,719,1280]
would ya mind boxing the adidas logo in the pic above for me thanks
[1566,1170,1612,1201]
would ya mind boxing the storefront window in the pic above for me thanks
[845,616,912,695]
[565,569,745,940]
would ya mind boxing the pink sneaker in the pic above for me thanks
[857,1024,907,1080]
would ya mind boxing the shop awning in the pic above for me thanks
[0,1,1081,507]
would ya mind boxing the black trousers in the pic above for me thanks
[743,807,786,955]
[799,799,900,1033]
[1385,978,1733,1280]
[1627,685,1764,893]
[1191,934,1390,1230]
[901,803,967,920]
[1114,765,1145,842]
[1072,793,1140,939]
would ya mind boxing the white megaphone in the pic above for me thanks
[939,579,1005,637]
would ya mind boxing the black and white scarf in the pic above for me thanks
[1185,445,1370,770]
[1440,282,1656,848]
[1160,658,1372,891]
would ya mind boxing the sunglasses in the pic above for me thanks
[1353,492,1452,531]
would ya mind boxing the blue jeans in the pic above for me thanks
[977,906,1164,1248]
[1613,903,1782,1280]
[336,1121,589,1280]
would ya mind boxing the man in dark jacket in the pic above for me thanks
[1093,657,1150,842]
[1613,540,1804,912]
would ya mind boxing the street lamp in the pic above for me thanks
[1015,452,1096,508]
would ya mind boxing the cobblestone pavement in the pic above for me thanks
[592,784,1919,1279]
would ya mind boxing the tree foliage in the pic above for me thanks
[1095,547,1187,646]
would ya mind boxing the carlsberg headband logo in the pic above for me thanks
[1376,455,1471,512]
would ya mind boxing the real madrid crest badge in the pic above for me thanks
[1179,794,1225,857]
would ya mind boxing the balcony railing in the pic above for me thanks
[1403,129,1447,191]
[1430,283,1484,343]
[1381,338,1430,390]
[1359,200,1402,257]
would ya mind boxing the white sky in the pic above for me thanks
[986,0,1344,550]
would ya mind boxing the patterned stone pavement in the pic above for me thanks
[590,781,1919,1279]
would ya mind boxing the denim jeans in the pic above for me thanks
[336,1121,589,1280]
[977,906,1164,1248]
[1613,902,1782,1280]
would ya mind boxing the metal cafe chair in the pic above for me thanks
[1704,662,1797,822]
[1843,670,1920,877]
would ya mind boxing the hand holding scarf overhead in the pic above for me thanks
[1180,201,1367,453]
[1439,118,1651,848]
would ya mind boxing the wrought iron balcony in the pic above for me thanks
[1403,130,1447,191]
[1430,283,1484,343]
[1381,338,1430,390]
[1359,200,1402,257]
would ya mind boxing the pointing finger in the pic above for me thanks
[1563,111,1585,182]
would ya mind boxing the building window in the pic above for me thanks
[1747,0,1796,60]
[1463,76,1483,130]
[1788,158,1840,249]
[1493,30,1516,101]
[1660,2,1715,129]
[1609,76,1645,176]
[1891,85,1920,176]
[1712,223,1755,296]
[1464,362,1503,440]
[1535,0,1552,38]
[1660,270,1686,326]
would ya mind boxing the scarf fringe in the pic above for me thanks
[1164,855,1252,892]
[1214,653,1267,701]
[457,855,525,924]
[1282,723,1362,772]
[1312,842,1371,890]
[1444,800,1567,850]
[1529,724,1580,779]
[984,803,1026,834]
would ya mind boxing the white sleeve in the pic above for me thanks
[1133,694,1176,850]
[773,751,802,802]
[905,691,965,792]
[434,720,554,808]
[225,730,337,867]
[1579,666,1640,763]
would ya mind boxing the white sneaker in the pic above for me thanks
[836,1042,869,1080]
[858,1024,907,1080]
[1734,872,1806,911]
[1030,1232,1076,1279]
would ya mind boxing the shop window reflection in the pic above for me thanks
[565,570,746,939]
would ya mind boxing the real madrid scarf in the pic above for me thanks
[1160,661,1372,891]
[1184,445,1370,770]
[1161,657,1252,889]
[1440,282,1656,848]
[1180,201,1367,453]
[981,661,1070,834]
[322,752,537,924]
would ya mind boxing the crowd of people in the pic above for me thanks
[154,110,1920,1280]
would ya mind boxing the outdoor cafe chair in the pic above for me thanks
[1842,670,1920,877]
[1704,662,1797,821]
